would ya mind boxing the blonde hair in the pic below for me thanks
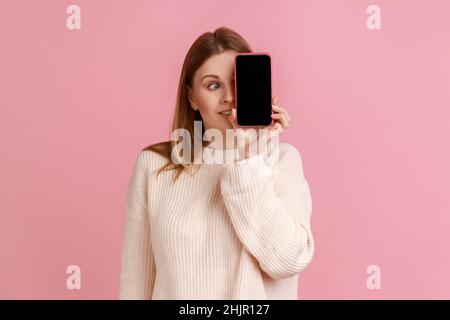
[143,26,252,182]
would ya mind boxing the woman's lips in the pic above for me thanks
[218,109,232,116]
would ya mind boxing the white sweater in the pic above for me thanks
[119,142,314,299]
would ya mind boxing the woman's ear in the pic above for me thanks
[186,85,199,111]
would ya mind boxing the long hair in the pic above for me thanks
[143,26,252,182]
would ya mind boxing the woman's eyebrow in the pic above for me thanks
[201,74,235,82]
[201,74,220,81]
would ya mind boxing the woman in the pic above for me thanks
[119,26,314,300]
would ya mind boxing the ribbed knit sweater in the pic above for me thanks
[119,142,314,300]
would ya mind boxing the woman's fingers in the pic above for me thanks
[272,105,291,123]
[271,112,290,128]
[267,96,289,140]
[228,108,237,129]
[271,96,291,124]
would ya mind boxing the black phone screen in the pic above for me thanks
[235,54,272,127]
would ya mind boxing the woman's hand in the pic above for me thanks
[227,96,291,160]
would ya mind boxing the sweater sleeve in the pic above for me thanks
[119,151,156,299]
[219,144,314,280]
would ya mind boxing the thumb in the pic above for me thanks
[228,108,237,128]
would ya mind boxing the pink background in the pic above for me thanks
[1,0,449,299]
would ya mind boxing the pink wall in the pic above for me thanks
[1,0,449,299]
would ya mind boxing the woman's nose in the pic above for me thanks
[222,87,234,103]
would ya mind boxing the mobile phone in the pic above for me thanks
[234,53,273,127]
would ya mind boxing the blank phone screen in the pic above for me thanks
[235,54,272,126]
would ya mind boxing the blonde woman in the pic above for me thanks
[119,26,314,300]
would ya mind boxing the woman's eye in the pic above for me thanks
[208,82,220,90]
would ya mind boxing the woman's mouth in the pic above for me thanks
[218,109,232,116]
